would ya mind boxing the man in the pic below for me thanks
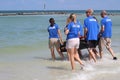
[99,10,117,60]
[47,18,64,60]
[84,9,99,62]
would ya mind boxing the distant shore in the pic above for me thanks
[0,10,120,16]
[0,11,67,16]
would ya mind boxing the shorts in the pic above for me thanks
[66,38,79,49]
[49,38,60,49]
[99,37,111,51]
[87,40,98,48]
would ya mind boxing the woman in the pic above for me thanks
[65,14,84,70]
[47,18,64,61]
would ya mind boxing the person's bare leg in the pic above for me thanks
[93,48,99,58]
[50,48,55,60]
[68,48,75,70]
[107,47,117,59]
[88,49,97,62]
[67,49,70,61]
[105,38,117,60]
[56,48,64,60]
[78,50,83,59]
[88,49,95,61]
[89,53,92,61]
[74,48,84,65]
[99,50,103,59]
[98,38,104,59]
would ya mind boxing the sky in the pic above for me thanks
[0,0,120,10]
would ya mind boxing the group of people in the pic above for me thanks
[47,9,117,70]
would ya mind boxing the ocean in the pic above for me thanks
[0,10,120,80]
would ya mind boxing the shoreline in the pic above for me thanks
[0,10,120,16]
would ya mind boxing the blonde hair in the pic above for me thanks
[69,13,77,23]
[66,17,71,25]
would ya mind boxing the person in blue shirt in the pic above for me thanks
[65,13,84,70]
[47,18,64,60]
[99,10,117,60]
[64,17,84,61]
[84,9,99,62]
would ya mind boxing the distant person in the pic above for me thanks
[64,13,84,70]
[47,18,64,60]
[99,10,117,60]
[84,9,99,62]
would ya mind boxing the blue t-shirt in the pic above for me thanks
[101,16,112,38]
[66,21,82,40]
[84,16,99,40]
[47,24,59,39]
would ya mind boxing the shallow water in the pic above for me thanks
[0,14,120,80]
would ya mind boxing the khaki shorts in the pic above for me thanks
[66,38,79,49]
[99,37,111,51]
[49,38,60,49]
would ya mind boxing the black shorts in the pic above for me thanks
[87,40,98,48]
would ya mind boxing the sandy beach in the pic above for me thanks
[0,49,120,80]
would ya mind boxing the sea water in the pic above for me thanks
[0,13,120,80]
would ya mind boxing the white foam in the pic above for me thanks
[70,74,88,80]
[84,66,94,71]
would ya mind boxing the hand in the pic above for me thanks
[59,39,63,45]
[64,27,67,30]
[64,27,67,32]
[98,33,102,38]
[60,41,63,45]
[79,36,85,40]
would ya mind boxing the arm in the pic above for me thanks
[100,25,104,33]
[58,29,63,44]
[84,27,88,39]
[98,25,104,37]
[79,25,84,38]
[64,28,69,35]
[99,19,105,37]
[64,23,70,35]
[83,19,88,39]
[100,19,105,33]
